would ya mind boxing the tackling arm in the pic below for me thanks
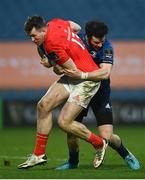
[64,63,113,82]
[60,58,78,71]
[87,63,112,81]
[52,58,78,75]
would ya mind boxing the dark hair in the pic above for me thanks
[24,15,46,34]
[85,20,108,39]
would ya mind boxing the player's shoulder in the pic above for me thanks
[78,32,85,38]
[45,32,66,53]
[101,39,114,62]
[78,33,86,41]
[48,18,69,27]
[103,39,113,50]
[45,38,62,53]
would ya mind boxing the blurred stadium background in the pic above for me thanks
[0,0,145,178]
[0,0,145,128]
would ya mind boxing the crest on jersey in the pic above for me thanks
[90,51,97,58]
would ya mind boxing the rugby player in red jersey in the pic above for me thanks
[18,16,109,169]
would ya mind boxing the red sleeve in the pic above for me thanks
[45,41,70,65]
[45,19,71,65]
[51,45,69,65]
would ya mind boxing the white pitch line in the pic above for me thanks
[0,155,26,159]
[0,155,66,161]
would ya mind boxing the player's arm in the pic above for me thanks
[69,21,81,33]
[40,55,52,68]
[40,53,77,75]
[49,45,78,71]
[37,45,53,68]
[53,64,64,75]
[45,42,78,73]
[60,58,77,70]
[87,63,112,81]
[64,63,112,81]
[40,57,64,75]
[52,58,78,76]
[40,55,65,75]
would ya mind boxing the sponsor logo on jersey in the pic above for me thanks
[104,49,113,58]
[90,51,97,58]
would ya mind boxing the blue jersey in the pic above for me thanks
[79,33,114,99]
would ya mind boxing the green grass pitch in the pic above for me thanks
[0,126,144,179]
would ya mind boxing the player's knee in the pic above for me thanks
[67,134,78,145]
[67,134,79,150]
[58,117,69,131]
[37,98,52,113]
[99,129,112,140]
[57,118,66,129]
[109,134,121,145]
[67,133,77,142]
[37,99,46,112]
[67,133,76,139]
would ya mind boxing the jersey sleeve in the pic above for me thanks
[45,41,70,65]
[102,47,114,64]
[51,45,70,65]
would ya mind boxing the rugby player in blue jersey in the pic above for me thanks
[56,20,140,170]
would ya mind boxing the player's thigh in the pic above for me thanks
[98,124,113,139]
[91,100,113,126]
[39,82,69,109]
[59,102,84,124]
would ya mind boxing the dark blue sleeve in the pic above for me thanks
[102,47,114,64]
[100,40,114,64]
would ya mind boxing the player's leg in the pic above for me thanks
[56,86,107,170]
[109,134,140,170]
[94,101,140,170]
[58,101,107,167]
[56,78,107,169]
[34,82,69,154]
[57,78,102,139]
[18,82,69,169]
[55,110,88,170]
[56,133,80,170]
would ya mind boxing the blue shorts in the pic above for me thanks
[75,88,113,126]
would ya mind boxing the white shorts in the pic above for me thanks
[58,75,100,108]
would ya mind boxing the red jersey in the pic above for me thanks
[44,18,99,72]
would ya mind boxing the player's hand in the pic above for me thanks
[64,69,82,79]
[53,64,64,75]
[40,55,51,68]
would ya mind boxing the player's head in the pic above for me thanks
[85,20,108,50]
[24,15,47,45]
